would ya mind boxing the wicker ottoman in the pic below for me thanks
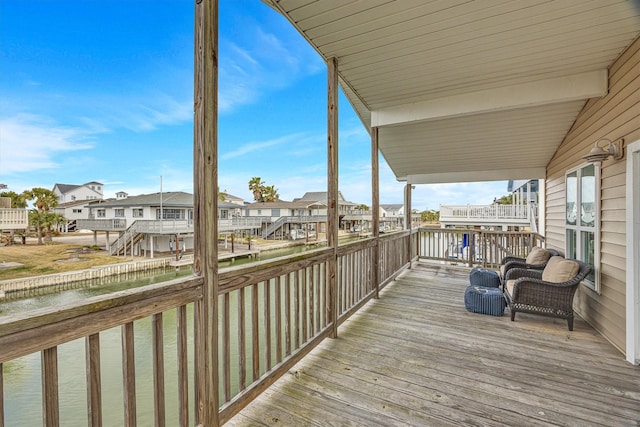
[469,267,501,288]
[464,285,506,316]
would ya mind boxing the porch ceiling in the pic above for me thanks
[267,0,640,183]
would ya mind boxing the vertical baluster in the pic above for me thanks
[314,264,320,334]
[152,313,165,427]
[251,284,259,382]
[0,362,4,427]
[264,279,272,371]
[294,271,300,349]
[223,293,231,402]
[176,305,189,427]
[238,287,247,390]
[275,276,283,364]
[86,334,102,427]
[301,268,308,343]
[42,347,59,427]
[284,273,291,356]
[122,322,136,427]
[309,266,315,336]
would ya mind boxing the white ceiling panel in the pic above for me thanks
[266,0,640,183]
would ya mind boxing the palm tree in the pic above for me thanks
[261,185,279,202]
[23,187,58,245]
[248,177,264,202]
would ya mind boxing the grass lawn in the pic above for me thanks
[0,243,137,280]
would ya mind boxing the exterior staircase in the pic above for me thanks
[110,221,143,256]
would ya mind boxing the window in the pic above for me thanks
[157,208,184,220]
[133,208,144,218]
[115,209,125,218]
[566,163,598,290]
[72,209,82,213]
[271,209,280,217]
[97,209,106,218]
[71,195,76,201]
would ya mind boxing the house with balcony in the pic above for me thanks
[2,3,640,426]
[77,191,259,256]
[52,181,104,203]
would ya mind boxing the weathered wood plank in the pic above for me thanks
[121,322,136,427]
[152,313,165,427]
[176,305,189,427]
[86,334,102,427]
[229,263,640,426]
[42,347,59,427]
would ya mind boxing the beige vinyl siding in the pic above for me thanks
[545,35,640,353]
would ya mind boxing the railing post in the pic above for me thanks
[327,56,339,338]
[193,0,219,424]
[372,127,380,298]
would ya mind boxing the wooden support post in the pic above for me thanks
[193,0,219,424]
[327,56,339,338]
[371,127,380,298]
[405,183,412,268]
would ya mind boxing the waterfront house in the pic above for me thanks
[52,181,104,203]
[77,191,257,256]
[2,3,639,426]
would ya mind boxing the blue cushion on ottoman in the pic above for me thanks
[469,267,501,288]
[464,285,506,316]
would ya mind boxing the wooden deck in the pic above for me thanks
[227,262,640,426]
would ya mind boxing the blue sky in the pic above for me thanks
[0,0,508,211]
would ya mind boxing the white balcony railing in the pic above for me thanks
[439,204,535,225]
[0,208,29,230]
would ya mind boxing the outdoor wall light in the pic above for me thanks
[582,138,624,163]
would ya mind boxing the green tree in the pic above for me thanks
[354,204,369,211]
[261,184,279,202]
[0,191,28,208]
[248,177,279,202]
[421,210,440,223]
[23,187,59,245]
[248,177,264,201]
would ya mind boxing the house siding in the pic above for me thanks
[545,36,640,353]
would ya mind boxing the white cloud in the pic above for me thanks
[218,26,323,113]
[0,114,95,175]
[221,132,308,160]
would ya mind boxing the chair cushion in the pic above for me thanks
[525,247,551,265]
[505,279,515,296]
[542,256,579,283]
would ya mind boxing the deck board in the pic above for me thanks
[227,263,640,426]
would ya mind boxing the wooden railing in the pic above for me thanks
[76,218,128,231]
[0,208,28,230]
[417,227,544,269]
[0,231,417,426]
[0,276,204,426]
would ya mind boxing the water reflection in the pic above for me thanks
[1,243,316,426]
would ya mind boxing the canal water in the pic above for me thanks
[1,244,317,426]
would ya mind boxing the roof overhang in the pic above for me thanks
[266,0,640,184]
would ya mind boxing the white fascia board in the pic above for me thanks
[371,70,607,127]
[402,168,546,184]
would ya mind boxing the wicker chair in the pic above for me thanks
[503,258,591,331]
[500,248,561,284]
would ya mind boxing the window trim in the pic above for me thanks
[565,162,600,292]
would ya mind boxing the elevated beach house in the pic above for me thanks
[77,191,258,256]
[2,2,639,426]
